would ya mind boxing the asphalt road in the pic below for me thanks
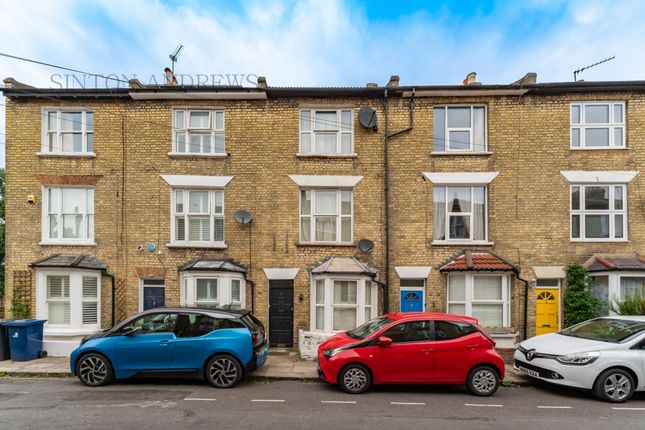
[1,376,644,430]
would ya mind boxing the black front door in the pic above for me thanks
[269,280,294,347]
[143,284,165,311]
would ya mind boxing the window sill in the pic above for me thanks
[168,152,228,158]
[431,151,492,156]
[431,240,494,246]
[36,152,96,158]
[296,153,358,159]
[39,241,97,246]
[570,239,629,243]
[166,242,228,249]
[297,242,356,247]
[570,147,628,151]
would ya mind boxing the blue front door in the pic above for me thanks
[143,286,165,310]
[400,290,423,312]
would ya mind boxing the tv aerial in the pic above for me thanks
[169,44,184,74]
[573,56,615,81]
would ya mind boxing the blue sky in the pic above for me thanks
[1,0,644,167]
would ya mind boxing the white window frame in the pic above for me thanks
[172,109,225,155]
[170,188,225,248]
[35,269,101,334]
[570,102,625,149]
[299,109,354,155]
[138,278,166,312]
[41,186,95,246]
[180,271,246,309]
[433,185,489,244]
[299,188,353,244]
[570,184,627,242]
[590,272,645,313]
[433,105,487,153]
[40,108,94,155]
[447,273,510,328]
[310,275,377,334]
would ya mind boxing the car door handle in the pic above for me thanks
[466,343,479,348]
[421,348,434,353]
[159,340,174,346]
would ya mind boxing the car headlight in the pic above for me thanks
[555,351,600,365]
[323,347,345,358]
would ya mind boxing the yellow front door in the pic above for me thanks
[535,289,559,336]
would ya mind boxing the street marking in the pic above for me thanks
[537,406,572,409]
[184,398,216,401]
[321,400,357,404]
[612,407,645,411]
[464,403,504,408]
[251,399,285,403]
[390,402,426,406]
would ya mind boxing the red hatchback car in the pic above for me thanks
[318,312,505,395]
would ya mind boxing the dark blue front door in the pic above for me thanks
[400,290,423,312]
[143,286,165,310]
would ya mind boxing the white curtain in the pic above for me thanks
[473,187,486,240]
[433,187,446,240]
[473,107,485,152]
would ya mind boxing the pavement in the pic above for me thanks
[0,348,532,384]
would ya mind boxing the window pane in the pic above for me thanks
[48,188,60,212]
[175,110,185,129]
[189,217,210,241]
[473,107,485,152]
[571,105,580,124]
[86,189,94,214]
[315,217,337,241]
[449,215,470,239]
[448,304,465,316]
[189,191,209,213]
[196,279,217,300]
[175,217,185,241]
[447,187,471,213]
[300,132,311,153]
[364,307,371,324]
[340,191,351,215]
[315,133,337,153]
[433,187,445,240]
[214,133,225,153]
[316,307,325,330]
[300,110,311,132]
[48,111,57,131]
[176,132,186,152]
[333,308,356,331]
[571,128,580,147]
[572,214,580,238]
[585,214,610,238]
[301,190,311,215]
[61,112,82,131]
[300,217,311,242]
[86,214,94,239]
[48,302,70,325]
[48,133,57,152]
[314,111,337,131]
[536,279,560,287]
[614,186,624,210]
[87,133,94,153]
[213,218,224,241]
[474,276,502,300]
[620,277,645,300]
[86,112,94,132]
[448,130,470,150]
[175,190,184,213]
[613,104,623,123]
[62,214,83,238]
[62,134,76,152]
[433,107,445,152]
[231,279,241,301]
[341,217,351,242]
[82,302,98,324]
[473,187,485,240]
[448,275,466,301]
[615,214,624,238]
[434,320,476,340]
[49,215,58,238]
[341,133,352,154]
[571,186,580,210]
[447,107,471,128]
[472,304,503,327]
[401,279,425,288]
[365,284,372,304]
[585,128,609,147]
[585,104,609,123]
[47,276,70,298]
[214,191,223,213]
[189,111,210,128]
[614,127,623,147]
[589,276,609,316]
[215,111,224,129]
[340,110,352,131]
[585,186,609,210]
[189,133,203,152]
[334,281,357,304]
[315,280,325,304]
[315,191,337,214]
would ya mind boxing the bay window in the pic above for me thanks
[173,109,225,155]
[570,102,625,149]
[43,186,94,244]
[300,189,352,243]
[433,186,487,242]
[172,189,225,247]
[312,277,377,333]
[299,109,353,155]
[42,109,94,154]
[433,106,486,152]
[447,274,510,328]
[570,184,626,241]
[590,273,645,316]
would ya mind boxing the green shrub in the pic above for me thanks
[563,263,601,327]
[10,299,30,319]
[609,290,645,315]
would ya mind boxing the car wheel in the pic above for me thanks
[466,365,500,397]
[593,369,635,403]
[206,354,243,388]
[338,364,372,394]
[76,353,114,387]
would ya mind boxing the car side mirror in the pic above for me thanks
[121,326,141,336]
[377,336,393,346]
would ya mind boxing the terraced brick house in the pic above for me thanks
[2,72,644,357]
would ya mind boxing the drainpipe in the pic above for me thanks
[247,279,256,314]
[105,272,117,328]
[516,271,531,340]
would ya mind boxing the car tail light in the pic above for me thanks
[475,324,495,347]
[252,333,258,343]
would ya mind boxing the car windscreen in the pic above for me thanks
[559,318,645,343]
[346,317,394,340]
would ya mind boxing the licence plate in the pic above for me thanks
[518,366,539,378]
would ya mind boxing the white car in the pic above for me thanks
[514,316,645,402]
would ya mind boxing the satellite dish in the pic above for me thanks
[358,107,377,130]
[234,210,253,224]
[357,238,374,253]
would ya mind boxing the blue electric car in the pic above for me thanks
[70,307,268,388]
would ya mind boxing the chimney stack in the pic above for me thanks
[463,72,480,86]
[257,76,267,89]
[387,75,400,88]
[164,67,178,85]
[366,82,378,88]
